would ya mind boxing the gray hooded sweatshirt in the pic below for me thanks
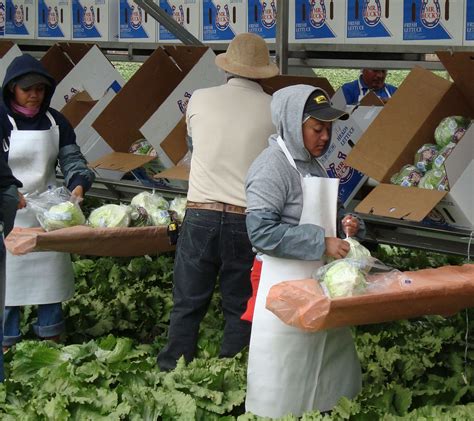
[245,85,365,261]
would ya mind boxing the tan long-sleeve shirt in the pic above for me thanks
[186,78,275,208]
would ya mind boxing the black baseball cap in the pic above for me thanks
[303,89,349,122]
[14,73,52,89]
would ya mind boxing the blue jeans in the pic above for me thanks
[3,303,64,347]
[157,209,254,371]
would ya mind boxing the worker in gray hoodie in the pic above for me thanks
[245,85,365,418]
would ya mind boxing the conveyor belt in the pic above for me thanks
[84,177,472,258]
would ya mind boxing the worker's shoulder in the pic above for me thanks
[341,78,359,91]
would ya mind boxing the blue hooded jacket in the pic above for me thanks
[0,54,94,192]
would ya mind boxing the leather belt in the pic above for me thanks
[186,201,247,215]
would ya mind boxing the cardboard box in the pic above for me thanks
[0,40,22,83]
[41,43,125,110]
[318,91,384,206]
[93,45,224,178]
[37,0,71,40]
[158,0,200,43]
[346,0,402,44]
[119,0,158,42]
[290,0,345,44]
[6,0,36,39]
[202,0,246,42]
[72,0,119,41]
[0,1,6,36]
[346,53,474,228]
[247,0,277,42]
[402,0,464,45]
[465,0,474,46]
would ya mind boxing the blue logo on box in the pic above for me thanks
[248,0,276,39]
[403,0,450,41]
[73,1,101,38]
[120,0,151,38]
[326,150,364,204]
[0,3,4,36]
[203,0,237,41]
[38,1,66,37]
[6,0,30,35]
[160,1,186,40]
[347,0,391,39]
[295,0,337,40]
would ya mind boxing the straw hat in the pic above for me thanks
[215,33,279,79]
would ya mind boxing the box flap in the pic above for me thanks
[0,41,15,58]
[346,67,472,183]
[359,91,385,107]
[355,184,446,222]
[437,51,474,112]
[445,124,474,186]
[155,164,190,181]
[60,91,98,129]
[89,152,155,172]
[41,43,93,85]
[93,46,209,153]
[261,75,335,97]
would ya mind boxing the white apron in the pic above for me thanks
[5,112,74,306]
[357,78,392,103]
[245,137,361,418]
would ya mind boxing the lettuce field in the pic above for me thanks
[0,246,472,420]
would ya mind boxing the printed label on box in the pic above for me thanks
[72,0,102,38]
[202,0,244,41]
[38,1,69,38]
[347,0,392,39]
[159,0,197,41]
[294,0,338,40]
[0,2,5,35]
[6,0,34,36]
[247,0,276,39]
[319,121,366,205]
[120,0,152,39]
[403,0,452,41]
[467,0,474,41]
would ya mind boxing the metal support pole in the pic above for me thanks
[135,0,203,46]
[276,0,289,74]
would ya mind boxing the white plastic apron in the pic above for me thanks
[245,137,361,418]
[357,78,391,103]
[5,112,74,306]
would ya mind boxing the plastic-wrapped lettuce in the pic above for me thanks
[39,201,86,231]
[418,167,449,191]
[131,191,169,212]
[432,142,456,170]
[88,204,131,228]
[320,261,367,298]
[414,143,438,172]
[150,209,171,226]
[434,116,470,148]
[390,165,423,187]
[345,237,371,260]
[169,197,187,223]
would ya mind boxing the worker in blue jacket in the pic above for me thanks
[341,69,397,105]
[0,54,95,349]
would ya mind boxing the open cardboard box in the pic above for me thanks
[41,43,125,110]
[346,52,474,228]
[92,45,226,184]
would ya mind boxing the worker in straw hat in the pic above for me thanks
[158,33,279,371]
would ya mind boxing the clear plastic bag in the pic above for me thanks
[26,186,85,232]
[313,257,401,299]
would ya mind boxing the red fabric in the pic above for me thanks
[241,257,263,322]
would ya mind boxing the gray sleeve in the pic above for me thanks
[246,210,327,261]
